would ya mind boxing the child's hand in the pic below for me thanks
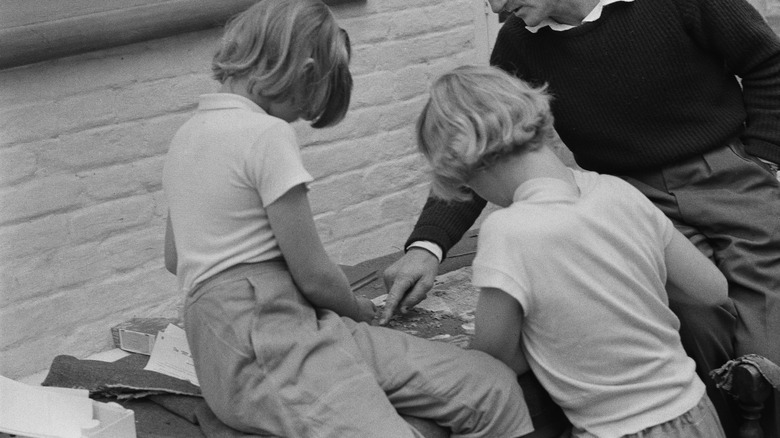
[354,296,377,324]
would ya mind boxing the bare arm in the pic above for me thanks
[471,287,529,375]
[665,230,728,305]
[266,184,375,323]
[164,213,177,275]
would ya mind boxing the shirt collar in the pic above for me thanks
[512,174,580,204]
[198,93,267,114]
[525,0,634,33]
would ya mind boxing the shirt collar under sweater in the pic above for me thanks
[525,0,634,33]
[512,172,581,205]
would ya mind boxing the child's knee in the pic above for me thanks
[459,351,534,437]
[465,350,525,401]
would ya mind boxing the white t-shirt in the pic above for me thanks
[163,94,313,294]
[472,169,704,437]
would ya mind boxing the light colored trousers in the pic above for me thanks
[567,394,725,438]
[184,261,533,438]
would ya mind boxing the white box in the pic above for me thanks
[81,401,136,438]
[0,376,136,438]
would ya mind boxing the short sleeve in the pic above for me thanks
[472,214,533,315]
[250,121,313,206]
[656,208,675,247]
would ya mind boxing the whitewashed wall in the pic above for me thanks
[0,0,496,379]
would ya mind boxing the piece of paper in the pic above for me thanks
[143,323,199,386]
[0,375,93,438]
[371,294,387,307]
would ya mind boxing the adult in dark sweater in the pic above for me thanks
[381,0,780,435]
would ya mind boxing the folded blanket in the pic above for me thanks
[42,354,200,399]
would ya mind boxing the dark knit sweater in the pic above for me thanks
[408,0,780,258]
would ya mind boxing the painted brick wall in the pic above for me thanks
[0,0,492,379]
[1,0,779,380]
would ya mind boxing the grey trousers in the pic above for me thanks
[621,140,780,438]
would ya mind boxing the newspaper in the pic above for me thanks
[143,323,199,387]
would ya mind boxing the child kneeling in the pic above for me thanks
[415,64,726,437]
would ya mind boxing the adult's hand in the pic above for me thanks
[379,248,439,325]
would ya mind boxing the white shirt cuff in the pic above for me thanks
[407,241,443,263]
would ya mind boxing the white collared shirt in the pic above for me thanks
[526,0,634,33]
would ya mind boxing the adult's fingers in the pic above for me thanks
[379,275,414,325]
[398,278,432,312]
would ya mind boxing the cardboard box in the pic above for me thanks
[110,318,179,355]
[0,377,136,438]
[82,401,136,438]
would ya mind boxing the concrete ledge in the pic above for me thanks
[0,0,364,70]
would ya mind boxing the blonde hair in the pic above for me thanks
[212,0,352,128]
[417,65,554,201]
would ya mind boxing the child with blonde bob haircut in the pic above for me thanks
[164,2,533,437]
[211,0,351,129]
[417,64,727,437]
[417,65,553,202]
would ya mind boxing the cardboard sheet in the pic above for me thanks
[0,375,92,438]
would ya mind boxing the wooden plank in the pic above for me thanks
[0,0,364,70]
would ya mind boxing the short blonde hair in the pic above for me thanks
[212,0,352,128]
[417,65,554,201]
